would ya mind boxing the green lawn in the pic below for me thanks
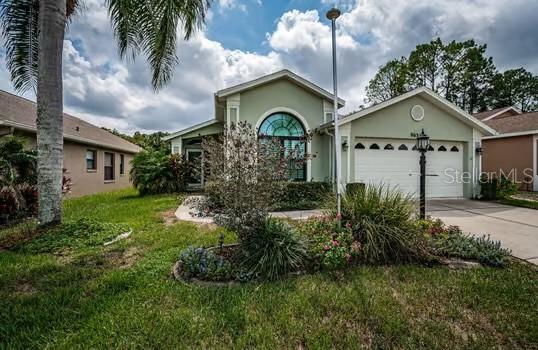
[500,192,538,210]
[1,189,537,349]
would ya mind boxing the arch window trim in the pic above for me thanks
[384,144,394,150]
[355,143,365,149]
[398,144,409,150]
[369,143,380,150]
[438,145,447,151]
[450,146,459,152]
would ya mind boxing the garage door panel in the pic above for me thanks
[355,139,464,198]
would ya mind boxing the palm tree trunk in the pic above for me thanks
[36,0,66,225]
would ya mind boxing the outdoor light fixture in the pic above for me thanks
[415,128,430,220]
[342,140,349,152]
[476,146,483,155]
[326,7,342,222]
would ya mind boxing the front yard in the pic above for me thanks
[1,189,537,349]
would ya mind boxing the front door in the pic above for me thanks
[186,150,203,186]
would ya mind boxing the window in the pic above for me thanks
[86,150,96,170]
[450,146,459,152]
[438,145,447,151]
[369,143,380,150]
[384,144,394,150]
[355,143,365,149]
[120,154,125,175]
[325,112,333,121]
[398,144,408,150]
[412,145,417,150]
[258,112,306,181]
[427,145,434,151]
[104,152,115,181]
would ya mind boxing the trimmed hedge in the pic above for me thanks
[274,182,331,211]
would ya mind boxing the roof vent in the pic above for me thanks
[411,104,425,121]
[75,126,80,132]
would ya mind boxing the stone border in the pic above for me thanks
[174,195,214,224]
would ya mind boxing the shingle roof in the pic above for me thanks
[473,106,520,121]
[0,90,141,153]
[484,112,538,134]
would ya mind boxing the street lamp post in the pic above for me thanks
[326,7,342,220]
[415,129,430,220]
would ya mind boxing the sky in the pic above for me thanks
[1,0,537,134]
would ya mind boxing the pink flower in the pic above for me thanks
[345,222,352,229]
[336,213,342,220]
[323,245,330,251]
[345,253,352,261]
[331,240,339,247]
[351,241,362,252]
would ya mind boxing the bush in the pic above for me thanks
[178,246,234,281]
[274,182,331,210]
[241,218,309,280]
[332,184,430,263]
[346,182,365,195]
[421,218,511,267]
[130,150,189,195]
[480,175,518,200]
[297,216,361,270]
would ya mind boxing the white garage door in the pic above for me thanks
[354,138,464,198]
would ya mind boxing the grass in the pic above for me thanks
[1,189,537,349]
[500,193,538,210]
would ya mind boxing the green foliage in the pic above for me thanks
[488,68,538,112]
[365,58,408,104]
[297,217,361,270]
[274,181,331,210]
[130,150,189,195]
[419,218,511,267]
[345,182,365,195]
[102,128,171,152]
[241,218,309,280]
[178,246,235,281]
[480,175,518,200]
[17,218,129,254]
[0,136,36,186]
[333,184,430,264]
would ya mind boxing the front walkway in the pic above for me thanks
[428,199,538,265]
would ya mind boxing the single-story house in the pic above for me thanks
[164,70,495,198]
[0,90,142,197]
[479,108,538,191]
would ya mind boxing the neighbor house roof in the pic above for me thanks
[483,112,538,135]
[163,119,221,141]
[473,106,521,121]
[0,90,142,153]
[216,69,346,108]
[339,87,496,136]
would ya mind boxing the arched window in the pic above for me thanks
[412,145,417,151]
[369,143,380,150]
[258,112,306,181]
[355,143,365,149]
[450,146,459,152]
[384,144,394,150]
[398,144,408,150]
[438,145,447,151]
[427,145,434,151]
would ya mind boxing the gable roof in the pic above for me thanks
[473,106,521,121]
[216,69,345,108]
[340,87,496,136]
[0,90,142,153]
[163,119,222,140]
[484,111,538,134]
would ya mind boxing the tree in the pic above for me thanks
[1,0,211,225]
[103,128,171,152]
[488,68,538,112]
[365,58,408,104]
[407,38,444,92]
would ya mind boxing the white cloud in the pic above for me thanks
[219,0,247,13]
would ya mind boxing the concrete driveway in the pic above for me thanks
[428,199,538,265]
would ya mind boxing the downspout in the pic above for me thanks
[324,129,335,184]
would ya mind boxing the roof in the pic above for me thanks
[473,106,521,121]
[163,119,221,140]
[484,112,538,134]
[0,90,141,153]
[216,69,346,108]
[339,87,496,136]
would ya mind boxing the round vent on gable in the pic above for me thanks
[411,104,425,121]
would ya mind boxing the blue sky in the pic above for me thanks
[1,0,537,133]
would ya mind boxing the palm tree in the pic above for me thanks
[0,0,211,225]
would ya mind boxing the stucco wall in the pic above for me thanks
[238,79,331,181]
[346,95,477,197]
[482,135,534,191]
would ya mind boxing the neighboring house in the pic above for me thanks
[480,108,538,191]
[0,90,142,197]
[164,69,495,198]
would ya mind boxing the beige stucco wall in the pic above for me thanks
[346,95,478,197]
[10,130,136,197]
[482,135,534,191]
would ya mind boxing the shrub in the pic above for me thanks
[297,216,361,270]
[241,218,309,280]
[480,175,518,200]
[331,184,430,264]
[130,150,189,195]
[346,182,365,195]
[274,182,331,210]
[178,246,234,281]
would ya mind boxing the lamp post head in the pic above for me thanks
[326,8,341,21]
[415,128,430,152]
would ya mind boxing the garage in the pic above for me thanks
[354,138,464,198]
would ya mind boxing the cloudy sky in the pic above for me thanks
[1,0,537,134]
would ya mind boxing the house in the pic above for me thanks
[0,90,142,197]
[480,108,538,191]
[164,70,495,198]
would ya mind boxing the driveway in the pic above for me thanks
[428,199,538,265]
